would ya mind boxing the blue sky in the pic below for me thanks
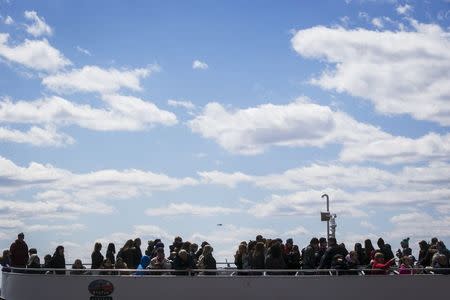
[0,0,449,262]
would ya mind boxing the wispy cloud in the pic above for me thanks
[396,4,413,15]
[3,15,14,25]
[43,65,159,94]
[24,10,53,37]
[192,59,208,70]
[167,99,196,110]
[76,45,91,56]
[146,203,240,216]
[0,126,75,147]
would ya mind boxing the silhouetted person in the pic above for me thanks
[106,243,116,265]
[91,242,104,269]
[10,232,29,268]
[50,245,66,274]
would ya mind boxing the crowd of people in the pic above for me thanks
[0,232,449,276]
[0,233,216,275]
[233,235,450,275]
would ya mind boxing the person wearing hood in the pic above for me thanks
[135,255,151,275]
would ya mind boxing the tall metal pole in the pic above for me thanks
[321,194,329,241]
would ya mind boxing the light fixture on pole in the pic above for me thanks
[321,194,330,241]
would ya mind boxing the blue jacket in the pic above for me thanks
[135,255,150,275]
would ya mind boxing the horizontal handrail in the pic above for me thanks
[3,266,450,276]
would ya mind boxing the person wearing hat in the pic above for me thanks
[9,232,29,268]
[397,237,412,258]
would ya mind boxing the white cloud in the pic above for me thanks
[24,10,53,37]
[249,190,369,218]
[192,60,208,70]
[340,16,350,27]
[167,99,196,110]
[0,154,200,226]
[146,203,240,216]
[197,162,450,219]
[199,171,254,188]
[101,94,178,128]
[358,12,370,22]
[0,126,75,147]
[396,4,413,15]
[0,33,71,72]
[371,17,384,28]
[389,212,450,239]
[291,21,450,125]
[27,223,86,233]
[0,219,25,229]
[285,226,310,237]
[188,98,389,155]
[247,187,450,218]
[76,46,91,56]
[340,132,450,164]
[198,162,450,192]
[360,220,377,230]
[0,95,177,133]
[4,15,13,25]
[42,65,158,94]
[0,155,199,196]
[96,225,173,249]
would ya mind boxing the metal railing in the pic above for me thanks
[3,266,450,277]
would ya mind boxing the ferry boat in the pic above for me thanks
[1,267,449,300]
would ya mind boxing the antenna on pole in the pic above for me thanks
[320,194,337,241]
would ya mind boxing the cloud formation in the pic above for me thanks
[43,65,157,94]
[0,126,75,147]
[3,15,13,25]
[146,203,240,216]
[0,95,177,138]
[192,60,208,70]
[0,33,71,72]
[189,98,388,155]
[24,11,53,37]
[167,99,196,110]
[291,20,450,125]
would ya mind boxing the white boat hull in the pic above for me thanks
[1,271,448,300]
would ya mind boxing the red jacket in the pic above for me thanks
[10,239,29,267]
[371,259,394,275]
